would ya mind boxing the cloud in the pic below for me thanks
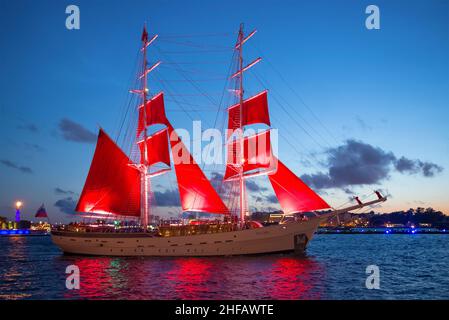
[24,142,45,152]
[210,172,237,198]
[153,189,180,207]
[0,159,33,174]
[54,187,75,195]
[394,156,443,177]
[54,197,77,214]
[17,123,38,133]
[301,139,443,190]
[264,194,278,204]
[420,161,443,177]
[252,192,278,206]
[246,180,268,192]
[210,172,225,190]
[59,118,96,143]
[394,156,417,173]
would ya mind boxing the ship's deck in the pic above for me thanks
[51,221,267,238]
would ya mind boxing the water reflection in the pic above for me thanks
[268,257,323,299]
[166,259,213,299]
[4,235,449,299]
[59,254,324,300]
[1,237,34,299]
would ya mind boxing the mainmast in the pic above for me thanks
[237,24,246,224]
[135,24,159,229]
[140,24,150,228]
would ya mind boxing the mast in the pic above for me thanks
[140,24,150,228]
[237,24,246,224]
[133,24,161,228]
[231,24,259,223]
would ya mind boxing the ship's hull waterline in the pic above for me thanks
[51,218,322,257]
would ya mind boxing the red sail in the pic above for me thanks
[167,123,229,214]
[137,128,170,167]
[224,130,273,180]
[35,204,48,218]
[268,157,330,214]
[76,129,141,217]
[137,92,168,137]
[228,90,270,131]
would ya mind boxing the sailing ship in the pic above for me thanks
[51,24,386,256]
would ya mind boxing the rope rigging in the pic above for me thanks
[102,27,382,223]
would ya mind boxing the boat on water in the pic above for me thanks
[51,24,386,256]
[1,204,51,237]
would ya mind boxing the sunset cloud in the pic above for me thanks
[301,140,443,190]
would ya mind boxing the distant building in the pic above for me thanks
[151,215,161,225]
[0,217,32,230]
[419,223,432,227]
[18,220,31,229]
[0,216,7,230]
[251,211,283,223]
[384,223,405,228]
[320,212,370,227]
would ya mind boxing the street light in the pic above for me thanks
[15,201,23,223]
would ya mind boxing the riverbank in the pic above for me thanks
[317,227,448,234]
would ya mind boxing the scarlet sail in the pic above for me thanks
[228,90,270,131]
[76,129,141,216]
[268,157,330,214]
[137,127,170,167]
[35,204,48,218]
[137,92,168,137]
[224,130,273,180]
[167,123,229,214]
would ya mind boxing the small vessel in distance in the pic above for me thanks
[51,24,386,256]
[1,204,50,236]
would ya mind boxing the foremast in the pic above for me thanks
[75,25,229,222]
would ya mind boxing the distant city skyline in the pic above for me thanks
[0,0,448,223]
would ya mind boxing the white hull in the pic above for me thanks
[51,218,321,257]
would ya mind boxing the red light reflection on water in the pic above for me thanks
[63,257,113,299]
[266,257,323,300]
[60,255,323,300]
[165,258,212,299]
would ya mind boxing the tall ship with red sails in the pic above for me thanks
[51,25,386,256]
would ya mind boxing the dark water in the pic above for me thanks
[1,234,448,300]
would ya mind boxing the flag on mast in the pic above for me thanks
[141,25,148,42]
[35,204,48,218]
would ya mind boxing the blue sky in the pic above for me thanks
[0,0,448,222]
